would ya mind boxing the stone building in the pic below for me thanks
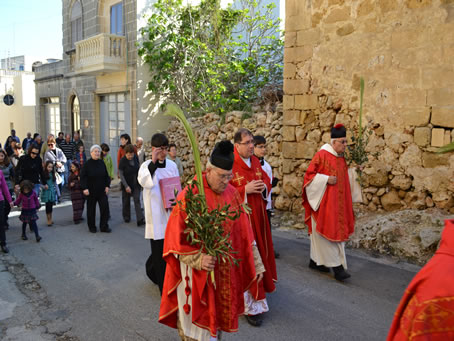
[281,0,454,213]
[34,0,172,169]
[35,0,139,167]
[0,69,37,140]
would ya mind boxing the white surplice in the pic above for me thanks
[137,159,179,240]
[176,262,218,341]
[305,144,348,269]
[260,159,273,210]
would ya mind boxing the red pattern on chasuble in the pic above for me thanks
[230,149,277,299]
[159,174,257,337]
[302,149,355,242]
[387,220,454,341]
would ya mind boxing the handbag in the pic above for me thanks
[55,172,63,185]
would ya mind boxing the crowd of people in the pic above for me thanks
[0,129,160,254]
[0,125,449,341]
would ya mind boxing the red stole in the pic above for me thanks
[387,220,454,340]
[230,149,277,298]
[302,149,355,242]
[159,174,257,336]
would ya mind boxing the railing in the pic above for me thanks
[74,33,126,74]
[0,69,34,77]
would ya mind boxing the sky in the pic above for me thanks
[0,0,63,61]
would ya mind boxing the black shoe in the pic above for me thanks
[333,265,351,281]
[137,219,145,227]
[74,220,80,224]
[22,234,28,240]
[1,245,9,253]
[124,218,130,223]
[36,236,42,243]
[5,223,9,230]
[245,314,263,327]
[89,228,97,233]
[274,250,280,259]
[101,228,112,233]
[309,259,331,273]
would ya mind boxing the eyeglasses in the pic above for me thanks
[335,139,348,145]
[215,171,233,181]
[30,152,38,155]
[238,140,254,146]
[48,144,54,146]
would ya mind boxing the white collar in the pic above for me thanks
[320,143,339,157]
[241,156,251,167]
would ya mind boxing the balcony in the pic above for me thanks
[72,33,126,75]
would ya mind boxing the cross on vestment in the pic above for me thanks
[255,168,262,179]
[233,173,245,186]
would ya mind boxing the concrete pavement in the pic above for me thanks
[0,191,420,341]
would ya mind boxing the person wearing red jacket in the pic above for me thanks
[230,128,277,327]
[302,124,355,282]
[387,219,454,340]
[159,141,262,340]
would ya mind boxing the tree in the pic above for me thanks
[138,0,283,117]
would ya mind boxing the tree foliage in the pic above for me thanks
[138,0,283,117]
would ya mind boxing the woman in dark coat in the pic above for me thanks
[69,161,84,224]
[80,145,111,233]
[14,144,44,197]
[118,144,145,226]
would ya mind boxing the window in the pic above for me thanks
[110,2,123,36]
[71,1,83,48]
[45,97,61,137]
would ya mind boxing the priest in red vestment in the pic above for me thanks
[230,128,277,327]
[159,141,264,341]
[387,219,454,341]
[302,124,355,281]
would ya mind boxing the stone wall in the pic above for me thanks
[145,107,285,190]
[283,0,454,213]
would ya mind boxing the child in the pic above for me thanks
[69,161,84,224]
[101,143,114,180]
[14,180,41,242]
[41,161,58,226]
[75,145,87,168]
[254,135,279,258]
[101,143,114,219]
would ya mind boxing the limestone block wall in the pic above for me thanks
[282,0,454,213]
[144,107,284,190]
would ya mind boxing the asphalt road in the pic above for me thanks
[0,191,419,341]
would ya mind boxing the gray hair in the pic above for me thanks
[206,160,216,170]
[90,144,101,153]
[136,137,143,143]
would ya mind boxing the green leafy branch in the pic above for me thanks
[164,104,246,288]
[346,77,377,185]
[177,180,247,268]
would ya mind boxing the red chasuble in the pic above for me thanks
[230,149,277,298]
[387,220,454,341]
[302,148,355,242]
[159,174,257,337]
